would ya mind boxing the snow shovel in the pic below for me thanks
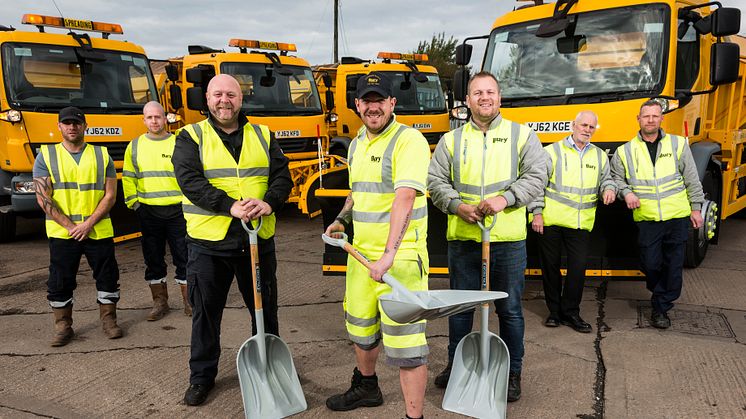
[237,219,306,418]
[322,233,507,324]
[443,215,510,419]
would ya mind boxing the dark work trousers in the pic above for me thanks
[136,207,187,283]
[47,238,120,306]
[637,217,689,314]
[187,238,279,385]
[537,225,591,318]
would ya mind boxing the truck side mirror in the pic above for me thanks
[712,7,741,36]
[325,90,335,111]
[557,35,586,54]
[453,68,470,102]
[169,84,182,110]
[322,73,333,88]
[185,65,214,111]
[186,87,205,111]
[710,42,740,85]
[165,64,179,82]
[455,44,472,66]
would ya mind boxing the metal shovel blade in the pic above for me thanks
[442,328,510,419]
[379,290,508,324]
[236,333,307,418]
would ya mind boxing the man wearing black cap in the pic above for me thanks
[324,72,431,419]
[32,106,122,347]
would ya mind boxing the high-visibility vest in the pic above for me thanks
[617,133,691,222]
[348,120,430,261]
[543,139,607,231]
[122,134,182,208]
[40,143,113,239]
[181,120,275,240]
[443,119,533,242]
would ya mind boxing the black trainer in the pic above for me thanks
[326,367,384,411]
[183,382,214,406]
[434,362,452,388]
[650,311,671,329]
[507,371,521,402]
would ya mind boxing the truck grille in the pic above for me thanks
[276,137,319,154]
[423,132,446,145]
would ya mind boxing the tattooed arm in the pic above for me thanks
[324,193,354,237]
[34,176,75,232]
[368,187,416,282]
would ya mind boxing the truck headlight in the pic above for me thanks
[329,113,338,123]
[13,180,35,193]
[0,110,22,123]
[166,113,181,124]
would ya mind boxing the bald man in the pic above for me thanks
[528,111,616,333]
[171,74,292,406]
[123,101,190,321]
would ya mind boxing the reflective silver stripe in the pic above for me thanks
[553,142,563,187]
[54,182,79,190]
[139,170,175,178]
[204,168,238,179]
[202,167,270,179]
[252,124,269,157]
[349,332,381,346]
[671,135,680,169]
[454,180,514,196]
[131,136,141,177]
[345,312,378,328]
[46,144,60,182]
[48,298,73,308]
[352,181,393,193]
[548,182,597,196]
[124,194,138,202]
[46,214,111,222]
[381,322,426,337]
[451,125,466,188]
[636,184,686,200]
[122,170,137,178]
[545,190,596,210]
[629,173,681,187]
[624,142,637,181]
[383,344,429,359]
[353,205,427,223]
[510,121,520,179]
[182,203,221,216]
[79,182,103,191]
[348,134,360,168]
[192,123,204,158]
[596,147,603,188]
[138,190,182,199]
[93,146,105,190]
[239,167,269,177]
[97,290,120,305]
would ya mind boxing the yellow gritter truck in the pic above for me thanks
[0,14,159,241]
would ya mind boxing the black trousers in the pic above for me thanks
[637,217,688,314]
[187,239,279,385]
[537,225,590,318]
[47,237,120,306]
[136,208,187,283]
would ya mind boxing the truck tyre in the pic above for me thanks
[0,210,16,243]
[685,198,718,268]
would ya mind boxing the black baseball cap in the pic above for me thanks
[58,107,86,124]
[356,72,392,99]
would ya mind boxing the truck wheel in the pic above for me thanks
[684,198,717,268]
[0,210,16,243]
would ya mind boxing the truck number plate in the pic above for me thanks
[413,123,432,130]
[526,121,572,133]
[85,127,122,136]
[275,130,301,138]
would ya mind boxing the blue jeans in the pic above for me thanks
[447,240,526,373]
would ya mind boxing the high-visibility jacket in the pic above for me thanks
[543,139,609,231]
[180,120,275,240]
[618,133,691,222]
[122,134,182,208]
[442,119,533,242]
[348,119,430,262]
[40,143,113,239]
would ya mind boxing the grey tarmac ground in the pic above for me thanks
[1,209,745,419]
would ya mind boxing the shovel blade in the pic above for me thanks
[236,334,307,418]
[442,331,510,419]
[380,290,508,323]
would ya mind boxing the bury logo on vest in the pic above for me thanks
[659,152,672,159]
[180,120,276,240]
[162,153,172,159]
[370,155,381,163]
[585,163,596,170]
[493,137,508,143]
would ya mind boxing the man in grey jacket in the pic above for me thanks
[428,71,547,402]
[610,100,703,329]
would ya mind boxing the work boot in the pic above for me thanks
[50,306,74,347]
[650,311,671,329]
[326,367,383,411]
[180,284,192,317]
[507,371,521,402]
[434,362,452,388]
[99,304,123,339]
[147,283,169,321]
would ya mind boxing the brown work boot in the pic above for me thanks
[50,306,74,347]
[180,284,192,317]
[99,304,123,339]
[147,283,169,321]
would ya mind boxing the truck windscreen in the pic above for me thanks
[221,62,323,116]
[2,42,158,113]
[383,71,447,115]
[484,4,668,106]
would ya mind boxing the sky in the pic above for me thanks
[2,0,745,67]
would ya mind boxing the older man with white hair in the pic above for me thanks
[529,111,616,333]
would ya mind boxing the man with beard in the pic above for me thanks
[172,74,292,406]
[610,100,703,329]
[428,71,546,402]
[123,101,190,321]
[324,72,431,419]
[529,111,616,333]
[33,106,122,346]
